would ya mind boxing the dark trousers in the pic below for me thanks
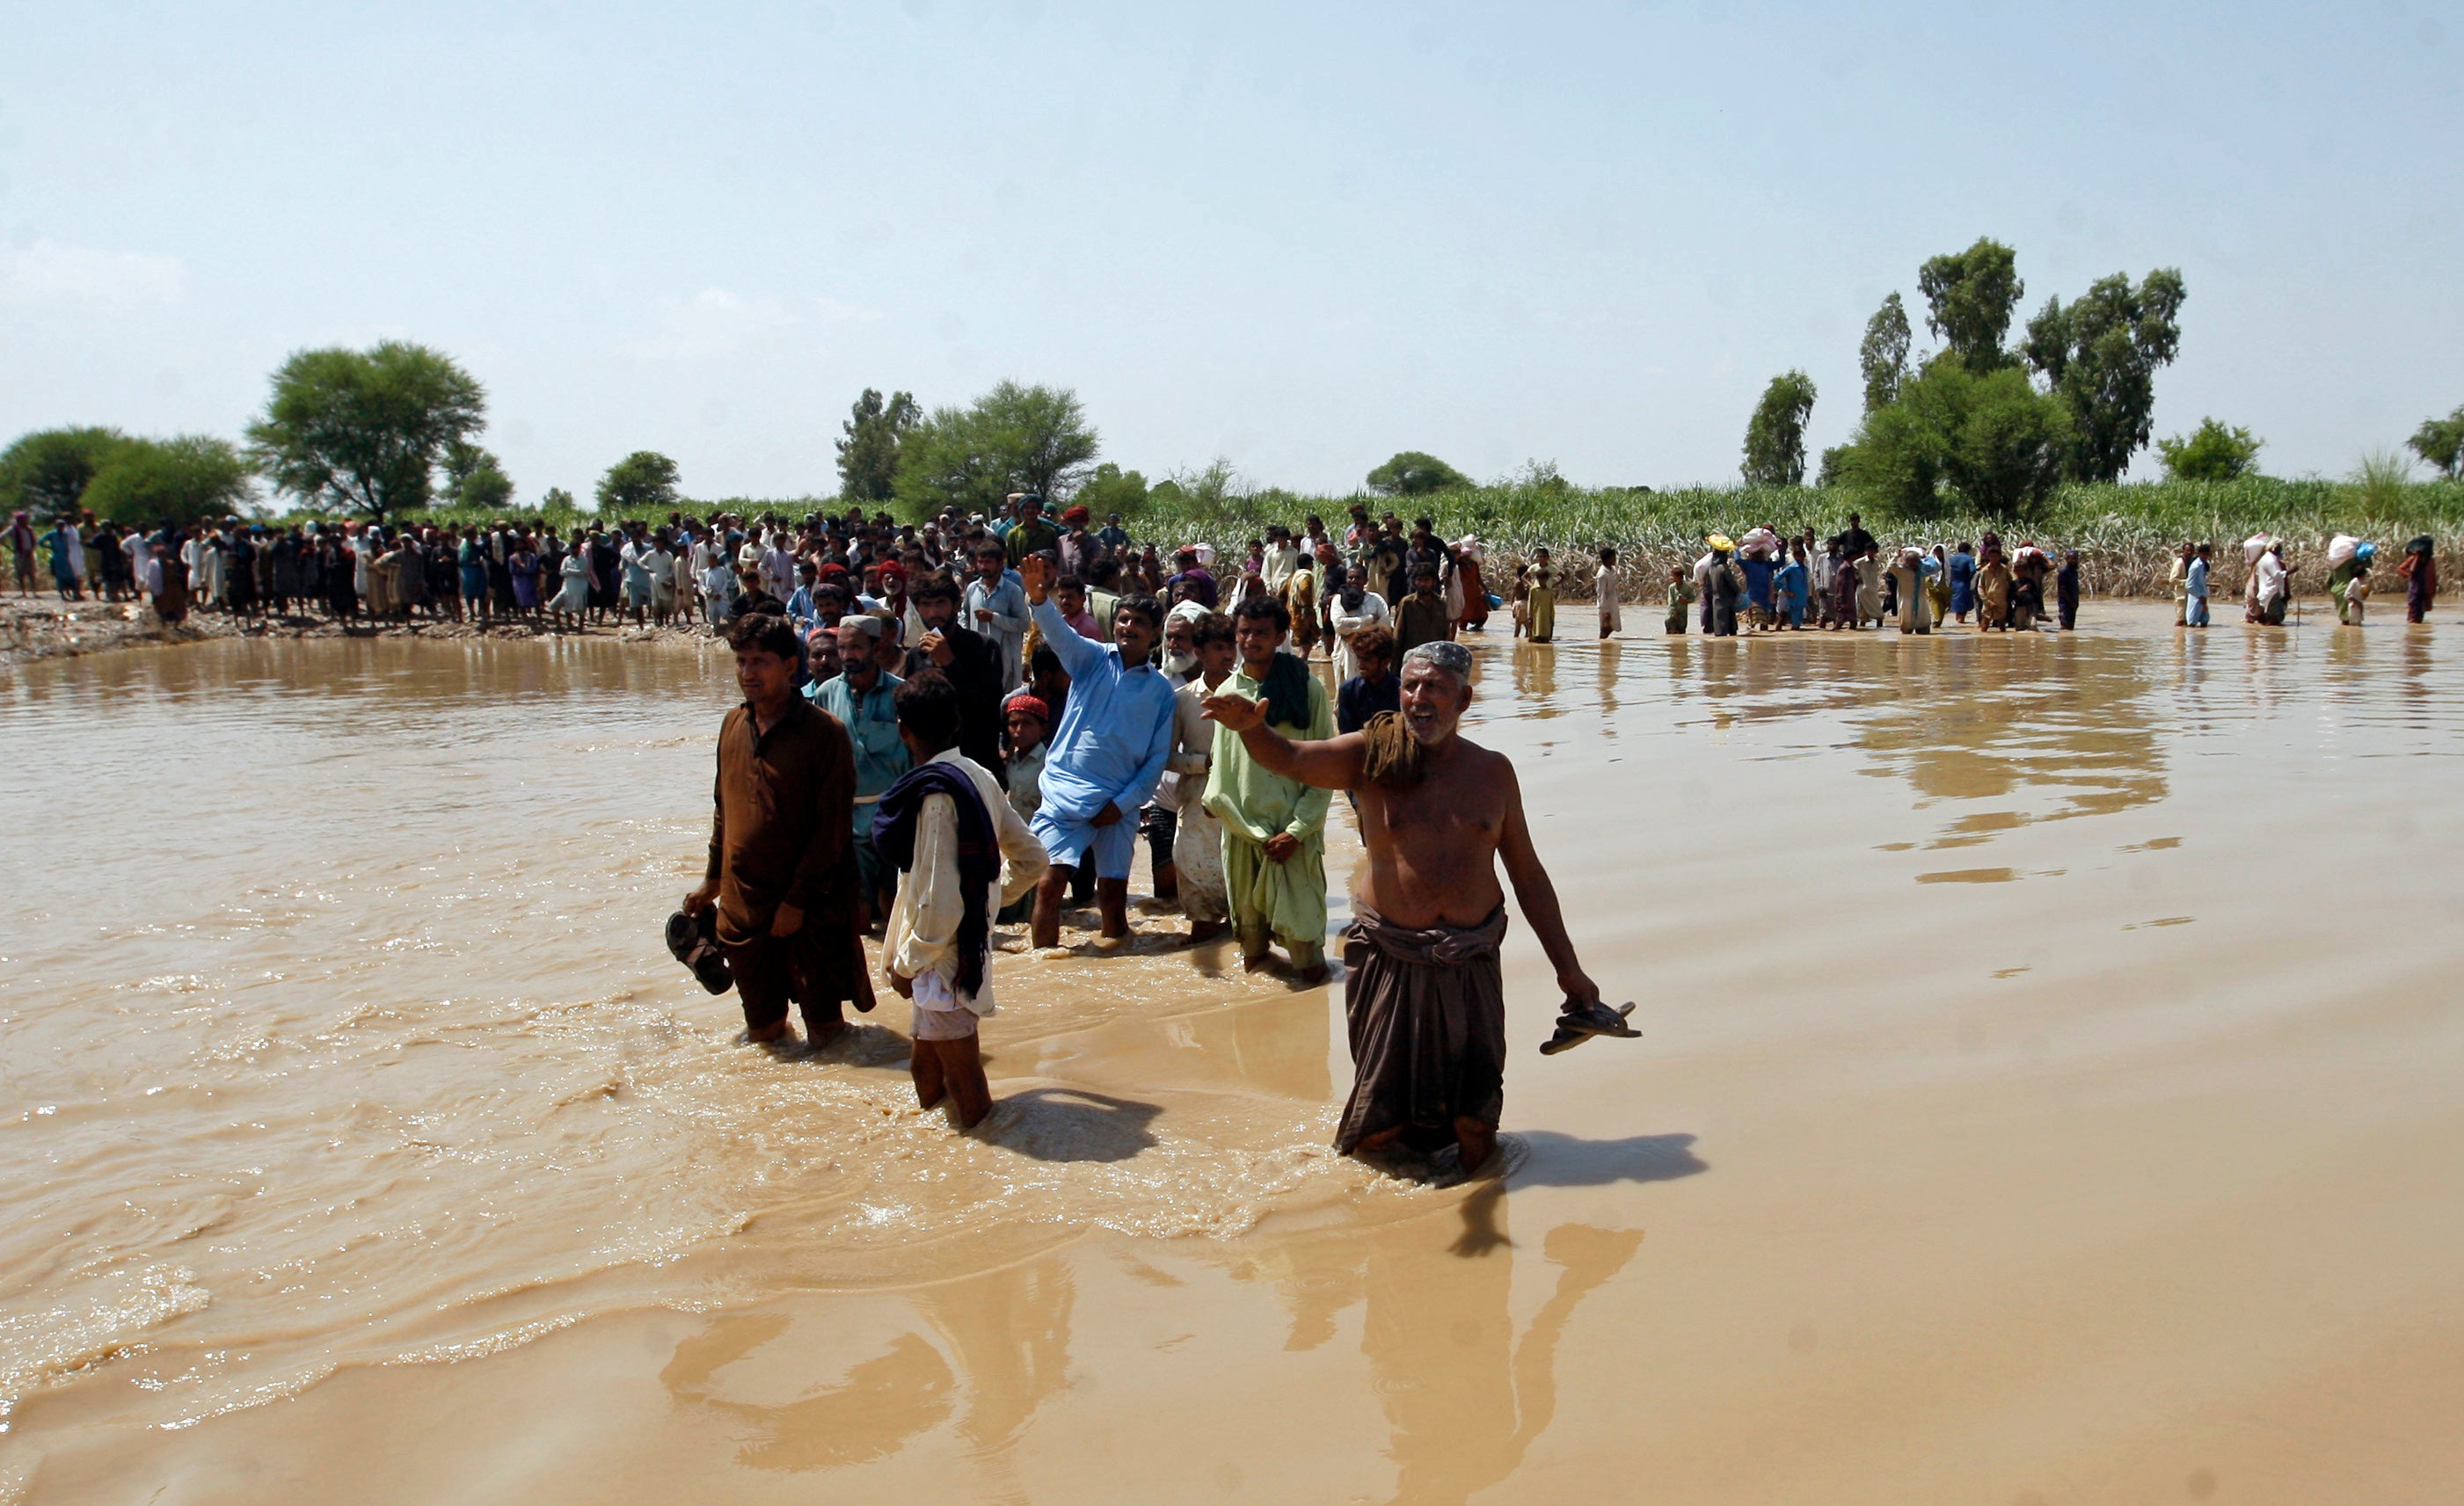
[720,928,848,1037]
[1140,803,1177,870]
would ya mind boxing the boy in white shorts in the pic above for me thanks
[875,671,1049,1128]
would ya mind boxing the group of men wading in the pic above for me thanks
[684,551,1633,1172]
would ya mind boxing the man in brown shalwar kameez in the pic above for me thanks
[1205,640,1633,1173]
[683,613,870,1050]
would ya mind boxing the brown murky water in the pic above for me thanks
[5,610,2462,1504]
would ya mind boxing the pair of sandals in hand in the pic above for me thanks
[1540,998,1641,1055]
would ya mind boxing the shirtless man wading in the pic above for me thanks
[1204,639,1634,1173]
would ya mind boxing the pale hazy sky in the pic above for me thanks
[3,1,2457,503]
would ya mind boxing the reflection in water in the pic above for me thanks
[654,1252,1075,1495]
[920,1258,1076,1470]
[1852,637,2167,829]
[1510,640,1559,715]
[660,1315,956,1473]
[1252,1187,1646,1506]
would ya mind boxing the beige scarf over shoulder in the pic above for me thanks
[1360,710,1424,791]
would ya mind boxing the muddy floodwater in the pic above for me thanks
[5,611,2461,1504]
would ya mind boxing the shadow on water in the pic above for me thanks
[1505,1131,1709,1190]
[985,1087,1161,1164]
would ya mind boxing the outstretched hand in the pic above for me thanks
[1201,693,1265,732]
[1019,552,1052,605]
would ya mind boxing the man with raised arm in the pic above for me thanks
[1204,639,1635,1174]
[1018,552,1177,950]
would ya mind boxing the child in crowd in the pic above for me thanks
[1524,548,1558,644]
[877,672,1049,1131]
[1336,623,1400,733]
[1664,565,1694,634]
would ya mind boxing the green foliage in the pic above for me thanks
[597,451,681,513]
[2022,268,2186,481]
[440,440,514,512]
[1859,294,1912,413]
[1829,358,2073,519]
[540,486,576,513]
[1074,462,1149,520]
[2352,449,2415,526]
[2155,418,2263,482]
[835,388,920,502]
[77,435,255,527]
[0,426,128,521]
[1742,371,1818,487]
[2409,405,2464,480]
[1364,450,1471,496]
[1916,238,2024,370]
[245,341,487,522]
[893,381,1099,516]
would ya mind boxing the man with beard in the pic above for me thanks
[905,575,1009,781]
[1204,640,1636,1174]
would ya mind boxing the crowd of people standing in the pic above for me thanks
[685,489,1629,1168]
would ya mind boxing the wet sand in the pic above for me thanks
[5,607,2461,1504]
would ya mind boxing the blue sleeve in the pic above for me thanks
[1032,597,1104,680]
[1112,680,1177,814]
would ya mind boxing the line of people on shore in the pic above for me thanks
[1650,518,2080,638]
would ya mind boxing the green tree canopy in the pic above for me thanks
[1364,451,1471,496]
[540,486,577,513]
[597,451,682,513]
[245,341,487,523]
[835,388,921,502]
[1742,371,1819,487]
[2022,268,2187,482]
[2409,405,2464,480]
[1075,462,1150,519]
[78,435,256,527]
[0,426,128,521]
[440,440,514,512]
[893,381,1099,516]
[1829,357,2072,519]
[1859,294,1912,413]
[1916,238,2024,371]
[2154,418,2263,482]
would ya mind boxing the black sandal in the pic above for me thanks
[1539,1000,1638,1055]
[665,909,734,995]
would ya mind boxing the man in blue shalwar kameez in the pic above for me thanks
[1018,554,1177,950]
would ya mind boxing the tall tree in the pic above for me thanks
[2022,268,2187,482]
[1916,238,2024,371]
[1858,294,1912,413]
[78,435,256,527]
[893,381,1098,515]
[835,388,921,501]
[597,451,682,513]
[2409,404,2464,480]
[246,341,485,523]
[540,486,577,513]
[1364,451,1471,496]
[440,440,514,512]
[1741,371,1819,487]
[0,426,127,520]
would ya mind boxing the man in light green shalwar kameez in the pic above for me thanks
[1206,595,1336,983]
